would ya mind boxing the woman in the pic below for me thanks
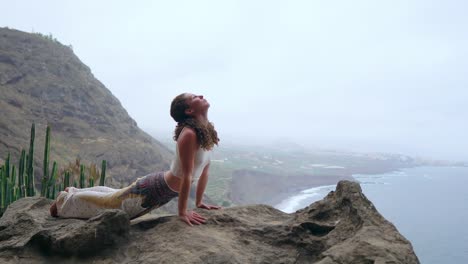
[50,93,221,226]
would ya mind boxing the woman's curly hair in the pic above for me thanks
[170,93,219,150]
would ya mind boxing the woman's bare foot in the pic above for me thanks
[50,201,58,217]
[65,187,78,193]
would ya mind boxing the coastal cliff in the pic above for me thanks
[0,181,420,263]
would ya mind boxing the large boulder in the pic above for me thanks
[0,197,129,258]
[0,181,420,263]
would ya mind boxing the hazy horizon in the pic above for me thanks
[1,1,467,161]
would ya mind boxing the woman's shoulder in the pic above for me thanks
[177,127,198,147]
[179,126,196,138]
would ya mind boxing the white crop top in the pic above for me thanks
[170,145,211,181]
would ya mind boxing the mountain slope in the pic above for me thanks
[0,27,173,186]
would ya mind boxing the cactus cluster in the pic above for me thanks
[0,123,107,217]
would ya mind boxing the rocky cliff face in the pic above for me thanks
[0,181,420,263]
[0,27,172,186]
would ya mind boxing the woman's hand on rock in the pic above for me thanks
[179,211,206,226]
[197,203,222,210]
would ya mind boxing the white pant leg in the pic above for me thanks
[68,186,119,193]
[58,190,116,218]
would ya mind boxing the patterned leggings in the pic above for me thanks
[56,171,178,219]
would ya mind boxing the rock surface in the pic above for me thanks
[0,181,420,263]
[0,197,129,258]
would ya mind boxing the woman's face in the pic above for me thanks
[185,93,210,115]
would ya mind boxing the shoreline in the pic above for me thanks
[231,164,465,208]
[268,165,417,209]
[271,164,468,212]
[264,175,352,207]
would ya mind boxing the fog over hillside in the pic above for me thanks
[1,0,467,161]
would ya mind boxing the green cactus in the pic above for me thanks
[7,180,13,205]
[46,161,58,199]
[99,160,106,186]
[79,164,85,188]
[5,153,10,183]
[5,173,10,208]
[27,123,36,196]
[63,171,70,190]
[52,184,56,199]
[14,187,19,202]
[0,166,5,215]
[24,153,29,195]
[41,125,51,197]
[11,166,16,203]
[18,149,26,198]
[11,165,16,188]
[5,154,11,207]
[0,123,111,206]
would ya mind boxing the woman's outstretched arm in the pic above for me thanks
[177,128,207,226]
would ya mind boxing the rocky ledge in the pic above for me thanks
[0,181,420,263]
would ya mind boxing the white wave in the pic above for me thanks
[359,181,389,185]
[275,185,336,213]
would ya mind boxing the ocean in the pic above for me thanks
[275,166,468,264]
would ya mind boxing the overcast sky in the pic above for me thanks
[1,0,467,161]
